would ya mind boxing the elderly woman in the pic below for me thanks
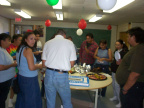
[15,32,42,108]
[0,33,17,108]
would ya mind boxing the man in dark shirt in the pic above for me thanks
[116,27,144,108]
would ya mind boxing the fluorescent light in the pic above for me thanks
[55,12,63,20]
[14,9,31,19]
[0,0,11,6]
[53,0,62,9]
[89,15,102,22]
[103,0,135,13]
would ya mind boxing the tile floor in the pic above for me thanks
[5,72,144,108]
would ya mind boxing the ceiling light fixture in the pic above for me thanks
[14,9,31,19]
[103,0,135,13]
[55,12,63,20]
[53,0,62,9]
[89,14,102,22]
[0,0,11,6]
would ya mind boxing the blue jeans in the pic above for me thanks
[44,69,73,108]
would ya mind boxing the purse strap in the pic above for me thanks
[19,46,25,66]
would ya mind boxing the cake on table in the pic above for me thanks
[69,76,89,87]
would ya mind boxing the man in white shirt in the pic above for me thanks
[42,29,77,108]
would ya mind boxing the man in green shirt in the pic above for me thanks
[116,27,144,108]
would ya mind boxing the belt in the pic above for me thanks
[47,67,67,73]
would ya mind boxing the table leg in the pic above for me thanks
[94,89,98,108]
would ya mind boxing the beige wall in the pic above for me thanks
[0,16,10,34]
[117,23,129,39]
[131,23,144,29]
[116,22,144,39]
[11,20,117,52]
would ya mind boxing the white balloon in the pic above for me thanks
[97,0,117,10]
[76,29,83,36]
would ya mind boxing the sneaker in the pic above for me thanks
[109,96,117,101]
[8,99,13,107]
[116,102,121,108]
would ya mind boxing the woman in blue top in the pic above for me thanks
[15,32,42,108]
[94,40,112,97]
[0,33,17,108]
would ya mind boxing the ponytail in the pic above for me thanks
[116,39,128,51]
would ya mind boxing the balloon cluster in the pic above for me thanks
[76,19,87,36]
[45,0,59,27]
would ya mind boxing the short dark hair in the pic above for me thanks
[67,36,72,40]
[127,27,144,43]
[11,34,22,43]
[0,33,11,46]
[17,32,34,52]
[99,40,107,45]
[33,30,40,35]
[56,29,66,36]
[86,33,93,39]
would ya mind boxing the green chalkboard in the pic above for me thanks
[46,27,111,48]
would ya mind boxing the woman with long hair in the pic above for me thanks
[110,39,128,108]
[15,32,42,108]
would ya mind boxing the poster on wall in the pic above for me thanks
[15,25,33,35]
[34,25,44,37]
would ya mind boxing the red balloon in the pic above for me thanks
[45,19,51,27]
[78,19,87,29]
[107,25,112,30]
